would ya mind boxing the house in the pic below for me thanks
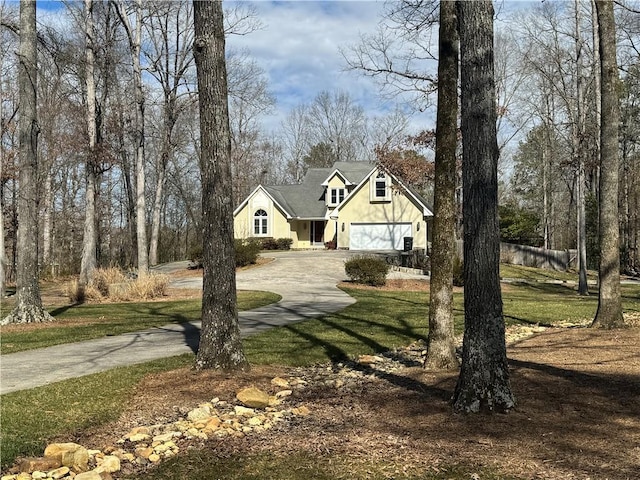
[233,161,433,251]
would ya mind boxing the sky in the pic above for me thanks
[26,0,541,139]
[225,1,417,133]
[29,0,433,135]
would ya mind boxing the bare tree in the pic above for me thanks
[342,0,439,109]
[143,0,195,266]
[2,0,53,324]
[280,104,311,183]
[193,0,248,371]
[592,0,625,328]
[425,0,458,370]
[79,0,99,290]
[114,0,148,276]
[307,90,368,163]
[452,0,515,413]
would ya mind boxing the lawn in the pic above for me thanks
[2,277,639,478]
[0,291,280,354]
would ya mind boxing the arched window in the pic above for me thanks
[253,209,268,235]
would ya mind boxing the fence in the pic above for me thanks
[456,240,577,271]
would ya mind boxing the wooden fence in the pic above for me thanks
[455,241,577,271]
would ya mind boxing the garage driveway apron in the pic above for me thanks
[0,250,356,394]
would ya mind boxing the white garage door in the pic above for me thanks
[349,223,412,250]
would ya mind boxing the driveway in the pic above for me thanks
[0,250,360,394]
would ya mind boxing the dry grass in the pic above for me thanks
[66,269,170,303]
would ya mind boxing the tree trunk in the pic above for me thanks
[574,0,590,296]
[592,0,625,329]
[116,0,148,276]
[0,71,6,298]
[148,160,166,266]
[452,0,515,413]
[193,0,248,371]
[79,0,98,290]
[132,0,148,276]
[2,0,53,325]
[425,0,458,370]
[42,170,52,269]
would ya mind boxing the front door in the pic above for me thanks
[311,221,325,245]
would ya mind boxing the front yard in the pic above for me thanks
[1,268,639,479]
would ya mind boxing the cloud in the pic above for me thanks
[227,1,427,133]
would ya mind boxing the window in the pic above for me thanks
[375,173,387,199]
[253,209,268,235]
[329,187,345,206]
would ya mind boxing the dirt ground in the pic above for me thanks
[64,279,639,480]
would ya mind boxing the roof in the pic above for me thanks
[261,162,374,219]
[234,161,432,220]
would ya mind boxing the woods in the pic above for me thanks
[1,1,638,287]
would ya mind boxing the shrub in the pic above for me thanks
[452,255,464,287]
[66,280,104,303]
[235,238,261,267]
[344,255,390,287]
[260,237,278,250]
[114,274,170,301]
[188,244,203,263]
[67,269,169,303]
[92,267,127,297]
[276,238,293,250]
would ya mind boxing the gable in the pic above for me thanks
[333,166,433,219]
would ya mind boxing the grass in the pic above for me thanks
[500,263,598,282]
[0,291,281,354]
[2,275,640,476]
[0,354,195,468]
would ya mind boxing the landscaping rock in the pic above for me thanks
[234,405,255,416]
[48,466,70,479]
[236,387,270,408]
[187,405,212,422]
[95,455,120,474]
[17,457,60,473]
[74,471,103,480]
[44,443,89,471]
[271,377,290,388]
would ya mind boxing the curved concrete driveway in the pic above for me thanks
[0,250,358,394]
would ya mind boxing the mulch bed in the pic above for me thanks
[71,327,640,480]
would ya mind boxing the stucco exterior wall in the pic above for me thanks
[233,189,291,241]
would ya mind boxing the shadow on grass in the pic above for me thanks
[49,303,81,317]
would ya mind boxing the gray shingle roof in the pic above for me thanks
[264,162,374,219]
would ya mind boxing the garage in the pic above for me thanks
[349,223,412,250]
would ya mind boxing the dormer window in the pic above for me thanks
[371,172,390,201]
[329,187,345,206]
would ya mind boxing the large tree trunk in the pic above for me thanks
[193,0,248,371]
[425,0,458,370]
[79,0,98,290]
[2,1,53,325]
[592,0,625,329]
[452,0,515,413]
